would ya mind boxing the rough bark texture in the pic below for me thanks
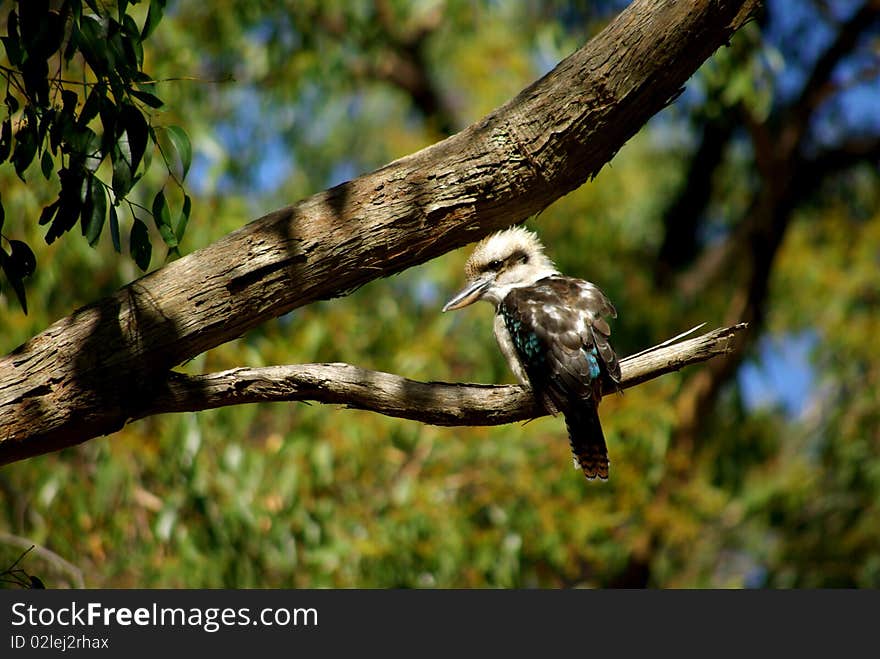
[0,0,759,465]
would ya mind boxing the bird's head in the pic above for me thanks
[443,226,559,311]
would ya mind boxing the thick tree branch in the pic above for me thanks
[601,0,878,588]
[370,0,455,136]
[0,0,760,464]
[802,137,880,185]
[619,6,880,590]
[789,0,880,146]
[139,324,748,428]
[652,0,880,491]
[652,6,768,284]
[673,1,880,300]
[654,113,736,283]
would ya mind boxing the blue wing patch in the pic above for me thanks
[585,346,600,380]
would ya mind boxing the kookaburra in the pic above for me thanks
[443,226,620,480]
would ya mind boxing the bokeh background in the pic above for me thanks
[1,0,879,587]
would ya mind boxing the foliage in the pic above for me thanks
[0,0,191,312]
[1,0,879,588]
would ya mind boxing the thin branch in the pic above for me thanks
[0,532,85,589]
[0,64,233,88]
[141,324,747,427]
[624,322,707,361]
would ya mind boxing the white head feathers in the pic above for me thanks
[443,226,560,310]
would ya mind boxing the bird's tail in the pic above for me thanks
[565,404,609,480]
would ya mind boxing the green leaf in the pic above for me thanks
[157,223,177,248]
[84,178,107,246]
[22,57,50,108]
[0,249,28,314]
[0,241,36,314]
[78,82,106,127]
[67,125,99,160]
[0,192,4,232]
[0,120,12,162]
[81,176,94,236]
[121,104,149,173]
[122,14,144,68]
[130,217,152,271]
[36,107,54,147]
[23,6,64,61]
[5,92,20,114]
[46,170,84,243]
[61,89,77,114]
[112,144,133,197]
[40,150,54,179]
[130,89,164,109]
[50,92,75,153]
[121,12,139,37]
[38,200,59,226]
[175,193,191,243]
[144,125,156,171]
[109,204,121,253]
[117,0,130,22]
[46,11,65,56]
[98,97,119,154]
[141,0,167,40]
[106,21,134,71]
[12,116,38,180]
[151,189,177,247]
[3,11,22,67]
[1,34,22,66]
[77,15,109,75]
[164,125,192,179]
[9,240,36,278]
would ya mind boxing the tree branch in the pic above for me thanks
[0,533,85,589]
[605,0,879,588]
[652,6,768,284]
[135,324,748,429]
[673,1,880,300]
[0,0,760,464]
[802,137,880,185]
[654,113,737,283]
[790,0,880,138]
[655,0,880,473]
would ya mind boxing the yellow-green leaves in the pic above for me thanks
[0,0,189,309]
[164,125,192,180]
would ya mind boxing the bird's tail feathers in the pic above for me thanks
[565,404,609,480]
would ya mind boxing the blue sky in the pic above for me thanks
[739,332,818,417]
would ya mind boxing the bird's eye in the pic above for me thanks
[487,259,503,271]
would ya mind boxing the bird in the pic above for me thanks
[443,226,621,480]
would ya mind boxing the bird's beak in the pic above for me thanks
[442,275,493,312]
